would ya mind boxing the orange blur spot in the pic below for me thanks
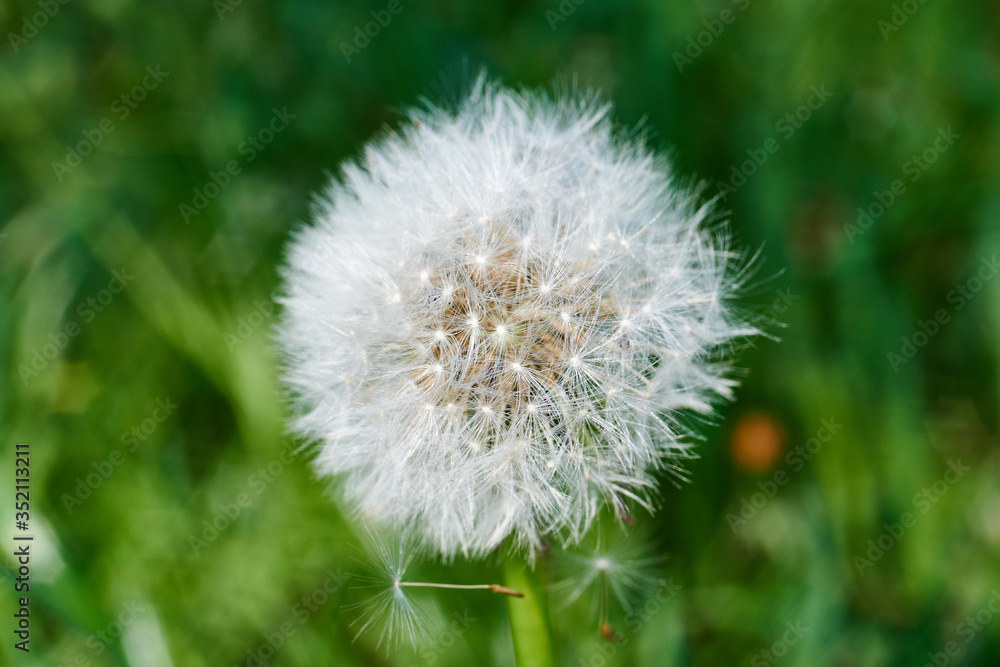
[730,412,786,472]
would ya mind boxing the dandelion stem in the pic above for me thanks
[397,581,524,597]
[503,559,557,667]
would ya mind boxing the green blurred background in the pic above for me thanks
[2,0,999,665]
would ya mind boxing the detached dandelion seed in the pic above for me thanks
[279,75,759,558]
[551,532,665,616]
[348,532,522,649]
[346,533,431,651]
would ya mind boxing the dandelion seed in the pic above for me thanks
[346,533,431,651]
[551,530,666,621]
[347,531,523,650]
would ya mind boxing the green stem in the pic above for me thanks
[503,558,557,667]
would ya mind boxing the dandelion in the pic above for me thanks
[278,75,758,558]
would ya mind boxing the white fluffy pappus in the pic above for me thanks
[278,77,759,558]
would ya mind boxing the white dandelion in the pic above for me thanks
[278,75,759,558]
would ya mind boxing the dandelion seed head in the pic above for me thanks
[278,76,758,557]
